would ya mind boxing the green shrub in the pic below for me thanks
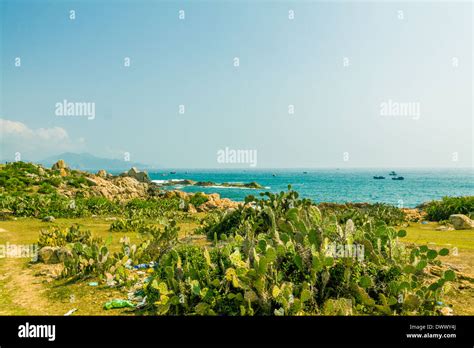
[44,177,62,187]
[189,192,209,207]
[38,224,96,248]
[38,183,56,194]
[424,196,474,221]
[142,188,451,316]
[125,197,180,219]
[318,202,406,226]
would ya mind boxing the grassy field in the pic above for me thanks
[0,217,204,315]
[404,222,474,315]
[1,217,473,315]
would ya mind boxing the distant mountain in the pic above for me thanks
[39,152,154,172]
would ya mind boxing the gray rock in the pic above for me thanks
[96,169,107,178]
[120,167,150,183]
[42,216,56,222]
[38,246,60,264]
[449,214,474,230]
[56,247,73,262]
[51,160,68,170]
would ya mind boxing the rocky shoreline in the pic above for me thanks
[35,162,242,212]
[13,161,465,223]
[152,178,264,189]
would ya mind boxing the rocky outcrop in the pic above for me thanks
[38,246,72,264]
[155,179,263,189]
[158,190,240,212]
[401,208,426,222]
[51,160,69,176]
[449,214,474,230]
[96,169,107,178]
[87,175,150,201]
[196,192,240,212]
[163,190,189,200]
[120,167,150,183]
[221,181,263,189]
[42,216,56,222]
[195,181,214,187]
[187,203,197,214]
[51,160,67,170]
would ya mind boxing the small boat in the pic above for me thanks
[170,171,176,174]
[303,171,308,174]
[272,173,276,177]
[392,176,404,180]
[373,176,385,179]
[389,171,397,176]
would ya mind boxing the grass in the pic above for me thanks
[1,217,473,315]
[404,221,474,315]
[0,216,202,315]
[404,221,474,250]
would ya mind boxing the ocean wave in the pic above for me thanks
[152,179,185,184]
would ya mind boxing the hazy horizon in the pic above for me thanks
[1,1,472,169]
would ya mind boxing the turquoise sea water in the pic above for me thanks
[149,169,474,208]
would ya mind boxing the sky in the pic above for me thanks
[0,0,472,168]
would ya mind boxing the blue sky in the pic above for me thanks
[1,0,472,168]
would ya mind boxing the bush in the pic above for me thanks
[424,196,474,221]
[0,193,120,218]
[189,192,208,207]
[142,188,452,316]
[38,224,96,248]
[44,177,62,187]
[125,197,180,219]
[38,183,56,194]
[318,202,406,226]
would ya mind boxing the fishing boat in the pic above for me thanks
[170,171,177,174]
[389,171,397,176]
[373,176,385,179]
[392,176,404,180]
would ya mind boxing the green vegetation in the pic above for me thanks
[0,162,471,316]
[141,188,451,315]
[189,192,209,207]
[317,202,406,226]
[424,196,474,221]
[27,187,455,316]
[38,224,97,248]
[0,193,121,218]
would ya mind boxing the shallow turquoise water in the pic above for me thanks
[148,168,474,207]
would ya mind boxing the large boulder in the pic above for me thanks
[37,167,46,176]
[56,247,73,262]
[96,169,107,178]
[121,167,150,183]
[449,214,474,230]
[87,175,149,201]
[38,247,60,264]
[38,246,72,264]
[187,203,197,214]
[51,160,68,170]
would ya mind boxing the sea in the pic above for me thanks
[147,168,474,208]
